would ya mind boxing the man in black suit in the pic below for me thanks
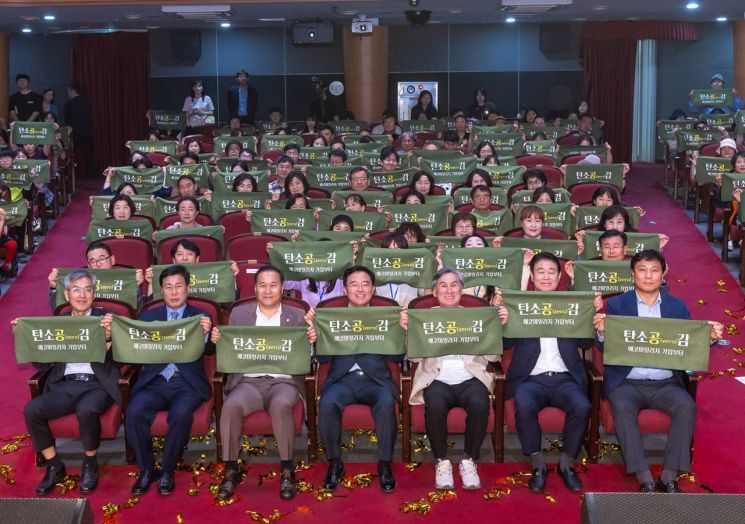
[501,252,601,493]
[22,269,119,495]
[126,265,213,496]
[317,265,398,493]
[226,69,258,124]
[63,84,95,178]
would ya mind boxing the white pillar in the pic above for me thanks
[632,39,657,162]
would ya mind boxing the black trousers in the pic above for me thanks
[423,377,491,461]
[125,374,203,473]
[609,378,696,474]
[513,373,591,458]
[318,373,397,462]
[24,379,114,452]
[74,136,96,179]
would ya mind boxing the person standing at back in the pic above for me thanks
[9,73,42,123]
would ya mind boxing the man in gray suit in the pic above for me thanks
[211,265,315,500]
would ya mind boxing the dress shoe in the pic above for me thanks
[36,462,66,495]
[79,463,99,493]
[322,462,344,491]
[131,469,160,495]
[158,471,175,495]
[279,469,297,500]
[217,468,242,499]
[378,463,396,493]
[639,481,656,493]
[656,478,681,493]
[528,468,547,493]
[557,466,582,492]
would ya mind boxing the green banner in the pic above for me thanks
[269,241,354,281]
[13,316,107,364]
[329,121,369,134]
[564,163,625,189]
[258,121,285,133]
[331,190,393,209]
[420,155,477,184]
[296,230,366,243]
[305,166,354,191]
[575,206,640,231]
[110,167,165,194]
[558,146,607,164]
[572,260,635,296]
[501,290,596,338]
[216,326,311,374]
[522,126,567,141]
[361,247,436,287]
[510,188,571,205]
[0,200,28,227]
[314,307,405,356]
[721,172,745,201]
[12,159,50,185]
[54,268,139,309]
[695,156,731,185]
[111,315,205,364]
[406,307,503,358]
[153,197,179,223]
[656,120,695,142]
[345,143,384,167]
[153,224,224,247]
[513,203,574,234]
[736,110,745,134]
[427,235,468,249]
[701,113,735,129]
[317,210,387,233]
[150,262,235,302]
[212,170,269,193]
[582,231,659,259]
[213,137,258,157]
[259,134,304,153]
[208,192,270,220]
[401,120,440,133]
[500,237,578,260]
[369,168,416,191]
[165,163,211,189]
[603,315,712,371]
[440,247,524,289]
[343,134,388,144]
[690,89,734,108]
[86,219,154,244]
[482,165,527,189]
[469,208,513,234]
[11,121,56,145]
[148,110,187,130]
[91,195,153,221]
[383,202,449,233]
[523,140,558,156]
[270,197,334,211]
[129,140,178,156]
[250,209,316,239]
[676,129,720,153]
[452,186,507,207]
[0,168,32,189]
[299,147,329,162]
[483,132,525,156]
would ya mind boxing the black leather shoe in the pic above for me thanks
[279,469,297,500]
[158,471,175,495]
[639,481,656,493]
[79,463,99,493]
[528,468,547,493]
[656,479,681,493]
[322,462,344,491]
[131,469,160,495]
[557,467,582,492]
[378,463,396,493]
[217,468,242,499]
[36,463,66,495]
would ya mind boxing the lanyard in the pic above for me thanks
[388,283,399,301]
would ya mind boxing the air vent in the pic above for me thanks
[500,0,572,14]
[161,4,231,20]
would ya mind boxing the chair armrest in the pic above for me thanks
[29,368,53,398]
[487,361,505,381]
[585,361,603,382]
[213,371,226,385]
[118,364,139,387]
[401,359,410,375]
[686,372,702,400]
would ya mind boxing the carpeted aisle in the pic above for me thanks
[0,165,743,523]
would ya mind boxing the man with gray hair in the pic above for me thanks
[401,268,508,490]
[20,269,118,495]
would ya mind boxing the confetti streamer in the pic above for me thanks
[677,472,714,493]
[258,471,277,486]
[211,495,242,506]
[406,463,422,471]
[102,497,139,524]
[296,479,313,493]
[483,487,511,500]
[0,464,15,485]
[696,299,707,305]
[0,433,30,455]
[295,460,312,472]
[245,509,282,523]
[56,474,79,494]
[313,488,334,501]
[400,499,431,515]
[176,514,184,523]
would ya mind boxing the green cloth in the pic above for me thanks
[369,168,417,191]
[165,163,211,189]
[54,268,139,309]
[513,203,574,234]
[676,130,721,153]
[259,134,304,154]
[500,237,578,260]
[481,165,527,188]
[427,236,468,249]
[317,210,388,232]
[383,202,450,233]
[558,146,607,164]
[11,122,56,145]
[720,173,745,201]
[111,315,206,364]
[211,171,269,192]
[695,156,731,185]
[329,122,369,134]
[510,188,571,205]
[701,114,734,129]
[249,209,316,239]
[12,159,50,185]
[420,155,477,184]
[736,110,745,134]
[690,89,734,108]
[153,225,224,247]
[216,326,311,374]
[603,315,712,371]
[305,166,355,191]
[13,316,107,364]
[406,307,503,358]
[656,120,695,142]
[151,262,236,302]
[208,192,270,220]
[331,190,393,209]
[91,195,155,221]
[440,247,524,289]
[468,208,513,234]
[582,231,659,260]
[361,247,437,287]
[572,260,635,296]
[296,230,366,243]
[522,127,567,140]
[110,167,166,194]
[299,147,329,163]
[342,134,388,144]
[314,307,405,356]
[482,132,525,156]
[213,136,258,155]
[452,186,507,207]
[269,241,354,281]
[148,110,187,130]
[86,219,154,244]
[129,141,178,156]
[345,143,383,167]
[401,120,440,133]
[523,140,558,156]
[500,290,596,338]
[575,206,640,231]
[0,168,32,189]
[564,163,625,189]
[0,200,28,226]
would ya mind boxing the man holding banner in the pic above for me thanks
[19,269,119,495]
[499,252,602,493]
[125,265,214,496]
[211,265,316,500]
[593,250,724,493]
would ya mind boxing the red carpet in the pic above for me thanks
[0,165,744,522]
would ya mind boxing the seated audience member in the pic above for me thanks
[211,265,316,500]
[126,265,214,496]
[470,185,496,212]
[153,174,203,201]
[167,196,201,230]
[474,141,497,160]
[371,112,402,139]
[401,268,507,490]
[575,205,668,250]
[107,194,135,221]
[688,73,744,114]
[493,206,544,248]
[377,146,400,172]
[532,187,557,204]
[374,233,420,307]
[410,90,438,120]
[22,269,118,494]
[465,168,495,189]
[523,169,547,191]
[399,189,425,205]
[452,115,470,146]
[409,171,438,196]
[282,143,301,164]
[564,230,628,286]
[0,207,18,277]
[451,212,477,238]
[593,250,724,493]
[397,132,417,158]
[317,266,399,493]
[396,221,428,245]
[442,130,462,151]
[346,166,373,192]
[268,156,295,194]
[328,149,348,166]
[467,87,498,120]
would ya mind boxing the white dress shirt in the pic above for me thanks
[64,309,95,375]
[244,304,291,379]
[530,337,569,375]
[626,292,673,380]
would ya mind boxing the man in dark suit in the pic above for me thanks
[317,265,398,493]
[594,250,723,493]
[501,252,602,493]
[211,265,316,500]
[126,265,213,496]
[63,84,95,178]
[226,69,258,124]
[22,269,119,495]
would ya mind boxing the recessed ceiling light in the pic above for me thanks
[591,5,608,11]
[20,16,39,21]
[627,17,640,21]
[716,16,728,21]
[220,22,231,28]
[123,14,141,20]
[43,15,55,21]
[505,17,517,23]
[340,10,358,15]
[146,26,160,29]
[258,18,285,22]
[21,28,32,33]
[686,2,699,9]
[448,9,463,14]
[572,17,587,21]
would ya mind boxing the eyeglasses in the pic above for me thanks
[69,286,94,295]
[346,282,373,290]
[350,176,368,182]
[87,255,111,266]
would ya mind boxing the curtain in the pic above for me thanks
[71,33,150,173]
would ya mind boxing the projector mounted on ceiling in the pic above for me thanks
[501,0,572,14]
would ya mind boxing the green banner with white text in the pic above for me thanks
[216,326,311,374]
[314,307,405,356]
[86,219,154,244]
[361,247,437,287]
[269,241,354,281]
[500,237,578,260]
[249,209,316,239]
[572,260,634,296]
[406,307,503,358]
[111,315,205,364]
[55,268,139,309]
[12,122,56,145]
[440,247,524,289]
[151,262,235,302]
[13,316,107,364]
[500,290,596,338]
[582,231,659,260]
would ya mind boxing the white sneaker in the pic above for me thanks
[434,459,454,490]
[459,458,481,490]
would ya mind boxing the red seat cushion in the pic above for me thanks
[410,405,494,433]
[241,400,305,436]
[48,404,122,439]
[600,399,671,434]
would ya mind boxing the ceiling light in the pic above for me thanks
[220,22,231,28]
[258,18,286,22]
[21,28,32,33]
[123,14,141,20]
[340,10,358,15]
[505,17,517,23]
[448,9,463,14]
[716,16,728,21]
[591,5,608,11]
[685,2,699,9]
[43,15,55,21]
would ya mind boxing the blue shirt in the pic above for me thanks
[626,292,673,380]
[238,87,248,116]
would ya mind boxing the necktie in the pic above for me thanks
[160,311,179,381]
